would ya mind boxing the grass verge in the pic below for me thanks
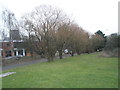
[2,53,118,88]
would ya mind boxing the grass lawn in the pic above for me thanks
[2,53,118,88]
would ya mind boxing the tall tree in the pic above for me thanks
[105,34,119,51]
[21,5,71,61]
[90,34,105,51]
[94,30,106,50]
[55,22,71,59]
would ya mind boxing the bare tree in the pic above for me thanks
[2,8,19,32]
[21,5,94,61]
[21,5,71,61]
[90,34,105,51]
[20,16,37,57]
[74,28,89,55]
[1,8,20,42]
[0,29,8,41]
[65,23,79,56]
[64,23,91,56]
[55,23,70,59]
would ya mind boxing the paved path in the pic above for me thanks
[2,54,72,71]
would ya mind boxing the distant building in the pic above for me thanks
[2,41,14,57]
[0,29,27,58]
[111,33,117,36]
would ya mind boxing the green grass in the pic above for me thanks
[2,53,118,88]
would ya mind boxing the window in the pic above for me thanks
[18,50,23,55]
[6,43,10,47]
[5,50,12,57]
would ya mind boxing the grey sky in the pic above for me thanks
[0,0,119,35]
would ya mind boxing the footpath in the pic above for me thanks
[2,54,72,71]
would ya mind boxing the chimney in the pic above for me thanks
[10,30,21,41]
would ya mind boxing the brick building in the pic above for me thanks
[0,30,26,58]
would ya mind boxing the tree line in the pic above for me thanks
[2,5,118,61]
[19,5,106,61]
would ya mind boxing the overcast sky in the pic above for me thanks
[0,0,119,35]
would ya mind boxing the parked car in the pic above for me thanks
[64,49,69,54]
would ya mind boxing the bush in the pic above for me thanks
[102,34,119,57]
[100,48,119,57]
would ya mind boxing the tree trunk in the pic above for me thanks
[47,56,53,62]
[30,51,34,58]
[76,50,81,55]
[70,51,74,56]
[47,53,54,62]
[59,50,63,59]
